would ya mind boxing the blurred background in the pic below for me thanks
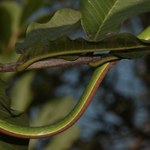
[0,0,150,150]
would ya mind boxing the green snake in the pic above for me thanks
[0,27,150,139]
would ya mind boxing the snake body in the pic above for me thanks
[0,63,112,139]
[0,26,150,139]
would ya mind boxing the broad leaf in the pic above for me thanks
[17,8,81,55]
[112,26,150,59]
[44,127,79,150]
[29,98,79,149]
[111,49,150,59]
[10,72,34,116]
[0,1,21,47]
[31,98,74,126]
[16,33,150,71]
[80,0,150,40]
[0,80,29,150]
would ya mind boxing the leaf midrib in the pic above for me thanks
[94,0,119,40]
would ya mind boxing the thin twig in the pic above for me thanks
[0,56,103,72]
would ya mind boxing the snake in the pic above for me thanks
[0,26,150,139]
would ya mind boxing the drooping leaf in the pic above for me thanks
[0,1,21,46]
[17,8,81,55]
[0,80,29,150]
[80,0,150,40]
[112,26,150,59]
[31,98,73,126]
[10,72,35,116]
[29,98,79,149]
[44,126,79,150]
[111,49,150,59]
[16,33,150,71]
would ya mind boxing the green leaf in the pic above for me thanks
[111,49,150,59]
[80,0,150,40]
[29,98,78,149]
[0,140,28,150]
[31,98,74,126]
[0,1,21,46]
[44,126,79,150]
[16,33,150,71]
[138,26,150,41]
[16,8,81,55]
[112,26,150,59]
[0,80,29,150]
[10,72,34,116]
[0,80,10,115]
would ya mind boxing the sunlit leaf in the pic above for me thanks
[80,0,150,40]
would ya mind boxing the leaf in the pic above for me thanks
[29,98,77,149]
[16,33,150,71]
[111,26,150,59]
[0,80,10,115]
[80,0,150,40]
[0,80,29,150]
[0,140,28,150]
[10,72,35,116]
[138,26,150,41]
[16,8,81,54]
[0,1,21,46]
[31,98,74,126]
[44,126,79,150]
[111,49,150,59]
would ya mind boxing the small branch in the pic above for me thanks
[0,56,103,72]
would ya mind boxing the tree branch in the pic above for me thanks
[0,56,103,72]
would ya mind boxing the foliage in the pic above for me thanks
[0,80,29,150]
[0,0,150,149]
[80,0,150,40]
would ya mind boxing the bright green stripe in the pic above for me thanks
[0,63,109,138]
